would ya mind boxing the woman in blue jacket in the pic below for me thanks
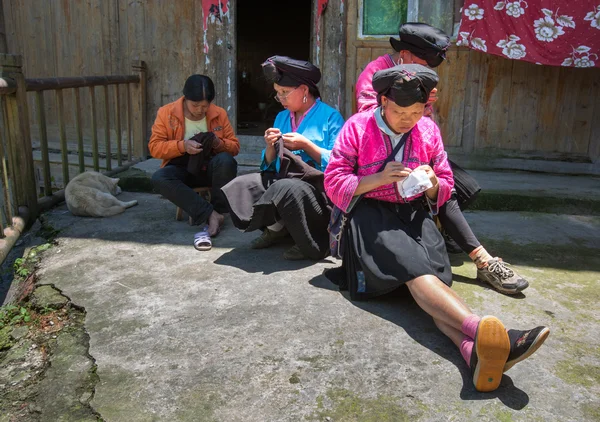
[222,56,344,260]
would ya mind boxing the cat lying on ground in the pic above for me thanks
[65,171,138,217]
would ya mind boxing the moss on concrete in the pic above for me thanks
[0,326,14,350]
[472,239,600,313]
[31,285,69,311]
[174,390,223,421]
[553,360,600,388]
[470,192,600,216]
[114,168,154,193]
[582,402,600,420]
[0,285,102,422]
[309,388,423,421]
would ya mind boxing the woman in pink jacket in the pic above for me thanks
[355,22,529,296]
[324,64,549,393]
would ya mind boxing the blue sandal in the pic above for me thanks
[194,226,212,251]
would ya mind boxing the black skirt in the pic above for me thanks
[340,198,452,300]
[222,173,331,260]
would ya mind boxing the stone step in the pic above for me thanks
[113,159,600,216]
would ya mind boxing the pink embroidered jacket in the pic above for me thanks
[355,54,395,113]
[324,111,454,214]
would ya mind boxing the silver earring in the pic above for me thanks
[303,95,307,104]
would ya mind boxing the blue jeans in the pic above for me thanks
[152,152,237,225]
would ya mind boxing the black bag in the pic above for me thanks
[449,160,481,210]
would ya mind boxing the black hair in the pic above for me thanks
[183,74,215,102]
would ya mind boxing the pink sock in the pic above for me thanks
[461,314,481,339]
[460,335,474,367]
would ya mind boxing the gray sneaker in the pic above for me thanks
[477,258,529,295]
[250,228,289,249]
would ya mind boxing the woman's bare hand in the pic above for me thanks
[264,128,282,147]
[282,132,309,151]
[378,162,412,185]
[414,164,439,198]
[184,139,202,155]
[414,165,438,186]
[427,88,438,104]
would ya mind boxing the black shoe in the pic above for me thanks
[504,326,550,372]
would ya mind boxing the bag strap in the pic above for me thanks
[345,128,413,213]
[379,129,412,172]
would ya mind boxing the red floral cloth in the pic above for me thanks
[457,1,600,68]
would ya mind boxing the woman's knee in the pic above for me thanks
[210,152,237,171]
[273,178,313,196]
[151,166,176,186]
[406,275,446,295]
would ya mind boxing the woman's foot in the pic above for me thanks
[283,244,306,260]
[504,326,550,372]
[470,316,511,392]
[250,228,289,249]
[207,211,224,237]
[193,226,212,251]
[477,258,529,295]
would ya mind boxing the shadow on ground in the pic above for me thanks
[309,273,530,409]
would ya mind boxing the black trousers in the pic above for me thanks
[152,152,237,225]
[438,195,481,254]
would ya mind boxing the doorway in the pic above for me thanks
[236,0,312,136]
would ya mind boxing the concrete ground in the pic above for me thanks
[34,188,600,422]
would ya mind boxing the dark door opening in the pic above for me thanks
[236,0,312,136]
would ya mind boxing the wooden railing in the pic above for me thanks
[0,54,148,264]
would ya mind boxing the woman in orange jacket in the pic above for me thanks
[150,75,239,249]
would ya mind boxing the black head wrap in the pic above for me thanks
[389,22,450,68]
[262,55,321,98]
[373,64,439,107]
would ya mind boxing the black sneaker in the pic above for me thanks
[469,316,511,392]
[504,326,550,372]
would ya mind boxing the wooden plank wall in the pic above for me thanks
[345,1,600,173]
[1,0,235,150]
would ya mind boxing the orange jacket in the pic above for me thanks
[149,96,239,167]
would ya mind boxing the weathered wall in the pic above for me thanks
[2,0,235,146]
[3,0,599,173]
[345,0,600,174]
[312,0,347,112]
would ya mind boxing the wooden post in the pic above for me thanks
[103,85,111,171]
[89,86,99,171]
[131,60,147,160]
[74,88,85,173]
[0,54,38,219]
[126,83,132,161]
[114,84,122,166]
[55,89,69,185]
[34,91,52,196]
[0,96,17,219]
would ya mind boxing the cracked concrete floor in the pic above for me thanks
[36,192,600,421]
